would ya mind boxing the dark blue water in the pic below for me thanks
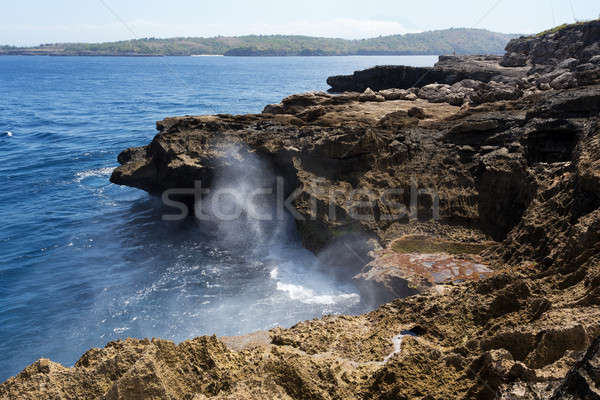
[0,55,437,380]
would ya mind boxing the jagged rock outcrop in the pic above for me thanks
[4,20,600,400]
[549,335,600,399]
[326,55,529,92]
[328,20,600,109]
[109,84,599,251]
[502,19,600,67]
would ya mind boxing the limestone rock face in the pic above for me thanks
[503,19,600,66]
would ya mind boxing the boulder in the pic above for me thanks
[557,57,578,70]
[359,88,385,102]
[501,52,528,67]
[378,88,411,100]
[469,81,523,105]
[576,62,598,72]
[417,84,453,103]
[262,103,285,114]
[550,72,577,90]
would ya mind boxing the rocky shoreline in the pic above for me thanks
[2,20,600,399]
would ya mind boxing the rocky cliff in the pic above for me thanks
[326,55,529,92]
[2,21,600,400]
[502,19,600,67]
[328,20,600,96]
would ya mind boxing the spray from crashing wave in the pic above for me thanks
[197,144,362,308]
[85,143,369,343]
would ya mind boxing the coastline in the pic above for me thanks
[0,27,518,58]
[2,20,600,399]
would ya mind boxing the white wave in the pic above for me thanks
[276,282,360,305]
[75,166,115,182]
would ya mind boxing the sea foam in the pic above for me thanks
[75,166,115,182]
[275,282,360,305]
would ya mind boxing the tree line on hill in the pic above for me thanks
[1,28,520,57]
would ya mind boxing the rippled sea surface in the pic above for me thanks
[0,55,437,380]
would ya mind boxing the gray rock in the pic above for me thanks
[407,106,428,118]
[417,79,523,106]
[327,55,528,93]
[453,79,484,90]
[468,81,523,105]
[447,94,467,106]
[536,69,568,84]
[576,63,597,72]
[582,42,600,61]
[417,84,453,103]
[501,52,528,67]
[550,72,577,90]
[557,57,578,70]
[378,88,410,100]
[263,103,285,114]
[589,55,600,64]
[359,88,385,102]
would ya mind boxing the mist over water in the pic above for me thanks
[147,143,366,337]
[0,55,437,381]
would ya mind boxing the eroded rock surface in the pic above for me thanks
[355,235,495,302]
[3,20,600,400]
[329,20,600,109]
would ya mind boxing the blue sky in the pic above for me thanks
[1,0,599,46]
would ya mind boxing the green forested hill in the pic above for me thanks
[1,28,520,56]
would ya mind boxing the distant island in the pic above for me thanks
[0,28,520,57]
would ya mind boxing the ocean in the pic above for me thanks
[0,55,437,381]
